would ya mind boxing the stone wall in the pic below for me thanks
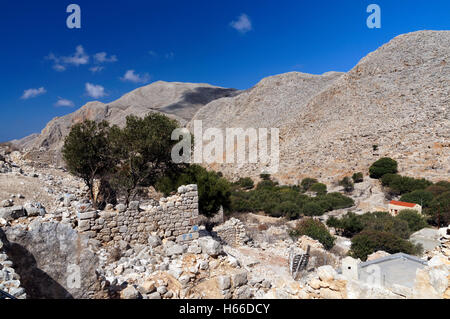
[77,184,199,245]
[0,235,26,299]
[213,218,249,247]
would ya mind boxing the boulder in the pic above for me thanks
[317,265,337,283]
[148,291,161,299]
[148,235,162,248]
[231,270,248,288]
[1,199,13,208]
[115,204,127,213]
[139,280,156,294]
[198,236,223,257]
[24,202,46,217]
[120,285,140,299]
[217,275,231,290]
[2,219,99,299]
[0,206,26,222]
[164,243,185,257]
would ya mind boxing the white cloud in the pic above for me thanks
[89,66,104,73]
[54,98,75,107]
[85,83,106,99]
[62,45,89,66]
[148,50,158,57]
[121,70,151,84]
[230,13,252,34]
[165,52,174,59]
[46,45,89,71]
[94,52,117,64]
[21,87,46,100]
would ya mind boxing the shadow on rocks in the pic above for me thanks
[0,227,73,299]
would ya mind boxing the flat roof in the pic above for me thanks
[360,253,427,268]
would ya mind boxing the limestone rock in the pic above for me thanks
[198,236,223,257]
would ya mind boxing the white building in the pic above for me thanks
[388,200,422,216]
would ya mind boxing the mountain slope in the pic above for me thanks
[189,31,450,183]
[16,81,238,151]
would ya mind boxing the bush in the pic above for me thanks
[322,192,355,210]
[260,173,271,181]
[400,190,434,208]
[328,211,416,239]
[326,212,364,237]
[339,177,354,193]
[300,178,318,192]
[309,183,327,195]
[427,191,450,227]
[425,182,450,197]
[350,230,422,261]
[229,179,353,219]
[381,174,432,195]
[352,172,364,183]
[302,202,324,216]
[291,218,336,250]
[275,201,300,220]
[236,177,254,190]
[396,210,428,233]
[369,158,398,179]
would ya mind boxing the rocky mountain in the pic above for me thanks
[190,31,450,183]
[15,81,238,151]
[13,31,450,184]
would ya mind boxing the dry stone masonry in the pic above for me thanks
[0,239,26,299]
[213,218,249,247]
[77,184,200,245]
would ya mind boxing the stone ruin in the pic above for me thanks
[77,184,200,245]
[0,239,26,299]
[213,217,249,247]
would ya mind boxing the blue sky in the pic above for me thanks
[1,0,449,142]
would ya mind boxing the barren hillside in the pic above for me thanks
[190,31,450,183]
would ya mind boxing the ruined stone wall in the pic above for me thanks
[77,184,199,245]
[0,236,27,299]
[213,218,249,247]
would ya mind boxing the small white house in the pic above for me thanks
[388,200,422,216]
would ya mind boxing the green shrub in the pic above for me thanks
[274,201,300,220]
[326,212,364,237]
[400,190,434,208]
[396,210,428,233]
[350,230,422,261]
[229,179,353,219]
[352,172,364,183]
[260,173,271,181]
[381,174,432,195]
[427,191,450,227]
[322,192,355,210]
[329,211,415,239]
[369,158,398,179]
[291,218,336,250]
[339,177,354,193]
[236,177,255,190]
[256,179,278,190]
[300,178,318,192]
[426,182,450,197]
[309,183,327,195]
